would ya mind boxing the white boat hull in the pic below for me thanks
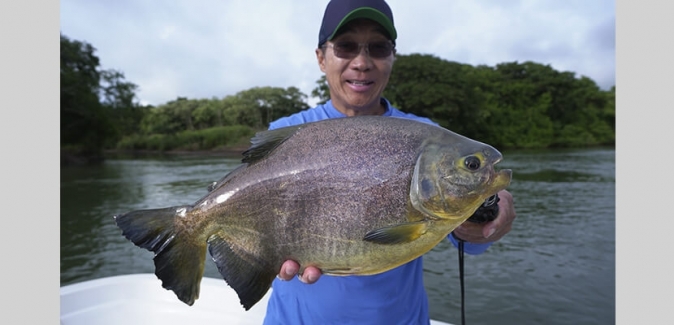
[60,274,452,325]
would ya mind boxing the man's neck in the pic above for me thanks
[332,98,386,116]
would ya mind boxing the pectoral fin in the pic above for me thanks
[363,221,428,245]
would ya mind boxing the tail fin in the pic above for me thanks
[114,206,206,306]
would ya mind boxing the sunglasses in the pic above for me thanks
[325,40,395,59]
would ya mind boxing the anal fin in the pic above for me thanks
[207,235,275,310]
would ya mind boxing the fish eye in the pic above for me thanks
[464,156,481,171]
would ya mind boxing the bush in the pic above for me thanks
[555,124,597,147]
[115,125,256,151]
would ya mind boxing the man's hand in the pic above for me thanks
[452,190,516,244]
[277,261,322,284]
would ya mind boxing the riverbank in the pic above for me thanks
[105,146,249,158]
[62,146,249,166]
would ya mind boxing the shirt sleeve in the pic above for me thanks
[268,116,301,130]
[447,232,493,255]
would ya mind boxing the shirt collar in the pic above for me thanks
[325,98,393,117]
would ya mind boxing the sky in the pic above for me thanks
[59,0,615,107]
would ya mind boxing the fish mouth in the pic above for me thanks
[486,148,509,192]
[491,169,512,192]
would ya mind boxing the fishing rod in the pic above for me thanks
[452,194,500,325]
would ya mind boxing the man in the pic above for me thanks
[263,1,516,324]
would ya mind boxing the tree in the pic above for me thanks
[385,54,487,136]
[192,98,224,129]
[101,69,147,138]
[139,86,310,134]
[227,86,309,129]
[311,75,330,105]
[61,33,144,159]
[60,34,113,156]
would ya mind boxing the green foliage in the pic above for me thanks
[139,86,310,135]
[384,54,487,136]
[311,75,330,105]
[144,134,179,151]
[383,54,615,149]
[60,34,111,155]
[62,34,615,157]
[117,125,255,151]
[61,34,146,158]
[556,124,597,148]
[192,98,225,129]
[490,93,555,148]
[140,97,195,135]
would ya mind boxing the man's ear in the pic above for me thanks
[316,47,326,73]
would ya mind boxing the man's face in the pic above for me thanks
[316,18,395,115]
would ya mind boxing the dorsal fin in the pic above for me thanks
[241,125,303,164]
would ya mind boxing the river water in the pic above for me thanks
[60,147,615,324]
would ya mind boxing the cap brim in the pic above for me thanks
[329,7,397,42]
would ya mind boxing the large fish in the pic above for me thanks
[114,116,512,310]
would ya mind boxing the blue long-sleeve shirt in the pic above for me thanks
[263,98,492,325]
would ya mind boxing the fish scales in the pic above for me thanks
[114,115,512,310]
[232,118,426,261]
[215,119,421,248]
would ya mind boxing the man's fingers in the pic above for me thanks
[278,261,322,284]
[278,260,299,281]
[298,266,322,284]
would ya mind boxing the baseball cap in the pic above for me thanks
[318,0,397,47]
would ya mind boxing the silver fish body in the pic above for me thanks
[114,116,512,310]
